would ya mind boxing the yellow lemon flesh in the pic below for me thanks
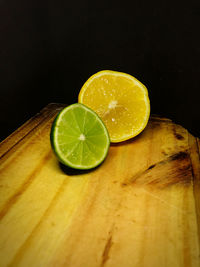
[78,70,150,143]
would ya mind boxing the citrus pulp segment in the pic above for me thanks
[50,103,110,169]
[78,70,150,142]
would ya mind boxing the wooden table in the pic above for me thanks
[0,103,199,267]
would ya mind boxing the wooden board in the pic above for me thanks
[0,103,200,267]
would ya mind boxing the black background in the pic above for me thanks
[1,0,200,141]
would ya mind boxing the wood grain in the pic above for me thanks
[0,103,199,267]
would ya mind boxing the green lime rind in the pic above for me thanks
[50,103,110,170]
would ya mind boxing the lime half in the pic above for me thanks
[50,103,110,169]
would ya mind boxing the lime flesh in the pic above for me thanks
[50,103,110,170]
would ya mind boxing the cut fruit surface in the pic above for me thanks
[50,103,110,169]
[78,70,150,143]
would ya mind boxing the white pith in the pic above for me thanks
[79,134,86,141]
[108,100,118,109]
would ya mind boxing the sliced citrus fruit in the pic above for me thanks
[50,103,110,169]
[78,70,150,143]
